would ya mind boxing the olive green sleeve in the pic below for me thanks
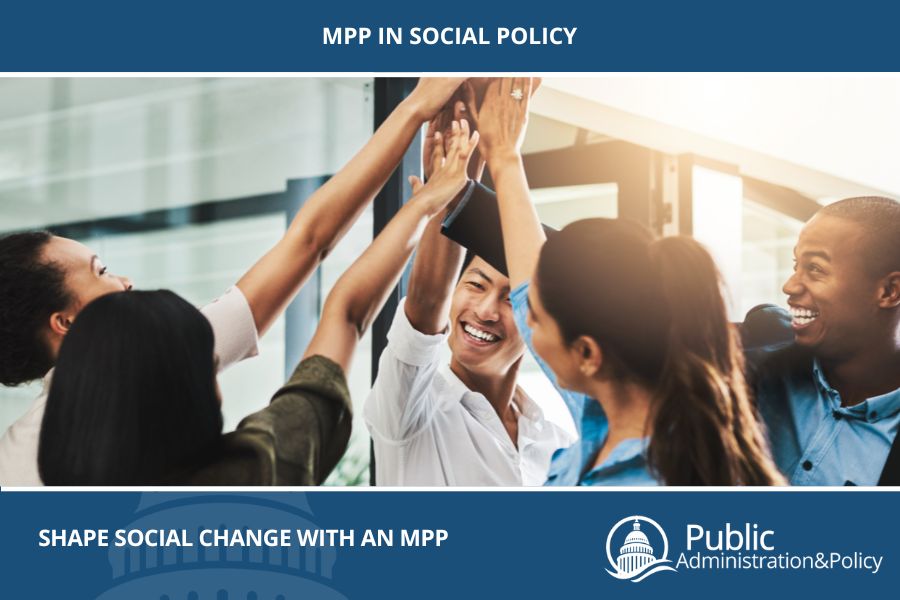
[237,355,353,485]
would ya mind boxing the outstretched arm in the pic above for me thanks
[236,78,467,336]
[405,100,485,335]
[304,120,479,372]
[466,77,542,289]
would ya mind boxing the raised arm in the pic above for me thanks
[405,100,486,335]
[466,78,542,289]
[304,120,479,372]
[236,78,467,336]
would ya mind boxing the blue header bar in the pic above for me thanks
[3,0,898,71]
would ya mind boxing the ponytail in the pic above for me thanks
[647,237,784,485]
[536,220,784,485]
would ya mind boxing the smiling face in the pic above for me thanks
[782,214,884,359]
[447,256,524,377]
[42,236,133,313]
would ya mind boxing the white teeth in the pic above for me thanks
[463,323,498,342]
[789,307,819,326]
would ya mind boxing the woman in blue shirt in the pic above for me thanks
[466,78,783,486]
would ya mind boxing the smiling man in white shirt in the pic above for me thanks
[365,114,573,486]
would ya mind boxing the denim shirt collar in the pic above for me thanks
[812,358,900,423]
[581,435,649,481]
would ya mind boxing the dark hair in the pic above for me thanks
[458,250,476,278]
[536,219,663,381]
[818,196,900,276]
[0,231,72,386]
[39,290,222,485]
[536,219,783,485]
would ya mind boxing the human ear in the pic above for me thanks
[48,311,74,337]
[878,271,900,309]
[572,335,603,378]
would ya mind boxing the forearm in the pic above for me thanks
[333,200,431,335]
[488,152,546,288]
[303,201,432,371]
[302,106,478,372]
[405,213,464,334]
[287,99,427,253]
[236,98,426,336]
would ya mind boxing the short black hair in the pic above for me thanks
[38,290,222,485]
[819,196,900,276]
[459,250,476,278]
[0,231,71,386]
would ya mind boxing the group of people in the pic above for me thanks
[0,77,897,487]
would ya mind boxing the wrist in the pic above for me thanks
[399,93,431,123]
[407,192,439,217]
[484,148,522,170]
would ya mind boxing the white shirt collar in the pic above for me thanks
[436,362,557,441]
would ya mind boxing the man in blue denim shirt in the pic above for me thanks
[746,197,900,486]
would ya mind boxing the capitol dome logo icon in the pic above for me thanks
[605,515,677,583]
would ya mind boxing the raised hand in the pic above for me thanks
[464,77,536,164]
[423,100,485,182]
[406,77,468,121]
[410,119,479,216]
[421,116,445,181]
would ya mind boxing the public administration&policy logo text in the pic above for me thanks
[604,514,884,583]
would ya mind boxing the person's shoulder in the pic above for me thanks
[741,304,811,374]
[180,432,276,486]
[751,343,814,378]
[741,304,794,351]
[281,355,351,409]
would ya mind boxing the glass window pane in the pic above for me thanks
[532,183,619,229]
[691,165,744,320]
[0,78,373,228]
[741,200,804,317]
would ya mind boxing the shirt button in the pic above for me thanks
[802,460,813,471]
[870,411,878,420]
[832,410,842,421]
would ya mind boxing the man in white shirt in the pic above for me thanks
[0,76,468,486]
[365,111,573,486]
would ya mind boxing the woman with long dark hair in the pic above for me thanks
[466,78,782,485]
[38,118,480,485]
